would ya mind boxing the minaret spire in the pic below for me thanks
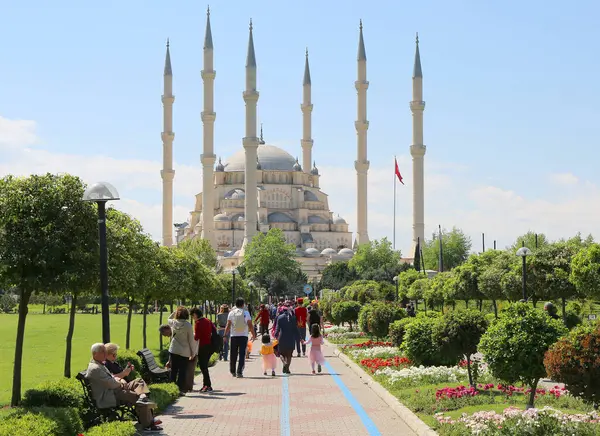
[200,6,217,247]
[355,20,370,245]
[241,19,260,252]
[301,48,314,173]
[410,33,426,255]
[161,40,175,246]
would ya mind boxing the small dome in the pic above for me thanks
[338,248,354,257]
[305,248,320,256]
[233,250,242,257]
[268,212,296,223]
[321,248,337,255]
[293,157,302,172]
[304,191,319,202]
[332,216,347,225]
[231,213,245,222]
[308,215,328,224]
[295,247,305,257]
[214,213,230,222]
[224,188,245,200]
[310,161,319,176]
[215,157,225,172]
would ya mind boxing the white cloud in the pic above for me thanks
[0,115,598,255]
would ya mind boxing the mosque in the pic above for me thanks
[161,10,427,280]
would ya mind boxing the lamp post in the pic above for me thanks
[393,276,399,301]
[516,246,532,301]
[83,182,120,344]
[231,268,239,305]
[248,281,255,307]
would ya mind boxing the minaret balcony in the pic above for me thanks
[410,144,427,157]
[161,132,175,141]
[301,104,313,112]
[201,112,216,122]
[201,70,216,80]
[242,90,259,101]
[161,95,175,104]
[354,80,369,90]
[410,101,426,111]
[354,120,369,131]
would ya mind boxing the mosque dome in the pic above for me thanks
[293,158,302,172]
[224,145,297,172]
[304,191,319,202]
[224,188,245,200]
[332,216,347,225]
[214,213,230,221]
[215,157,225,172]
[268,212,296,223]
[305,248,320,256]
[310,161,319,176]
[295,247,305,257]
[338,248,354,257]
[233,250,242,257]
[321,248,337,256]
[308,215,328,224]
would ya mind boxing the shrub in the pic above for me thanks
[331,301,362,330]
[433,309,488,387]
[401,316,448,366]
[388,318,414,347]
[321,290,344,324]
[21,377,84,409]
[158,349,170,365]
[544,323,600,406]
[84,421,138,436]
[360,301,405,338]
[30,407,83,436]
[149,382,180,412]
[358,304,373,334]
[479,303,567,408]
[340,280,382,304]
[0,411,58,436]
[114,349,144,381]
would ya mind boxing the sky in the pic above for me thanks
[1,0,600,256]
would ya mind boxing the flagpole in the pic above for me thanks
[438,225,444,272]
[393,156,396,250]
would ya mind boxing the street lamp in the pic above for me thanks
[393,276,399,301]
[83,181,120,343]
[248,281,255,307]
[516,246,532,301]
[231,268,239,305]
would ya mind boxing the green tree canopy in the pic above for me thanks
[348,237,405,282]
[510,231,549,252]
[422,227,472,271]
[571,243,600,301]
[177,238,219,271]
[319,261,357,290]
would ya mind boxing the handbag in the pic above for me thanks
[209,322,222,354]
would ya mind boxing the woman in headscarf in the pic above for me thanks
[274,303,301,374]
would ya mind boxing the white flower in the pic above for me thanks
[350,346,399,359]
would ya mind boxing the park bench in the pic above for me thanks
[76,371,136,426]
[137,348,170,383]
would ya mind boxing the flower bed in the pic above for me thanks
[349,346,399,359]
[435,406,600,435]
[361,356,411,373]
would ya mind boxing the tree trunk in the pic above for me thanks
[126,299,133,350]
[478,300,483,311]
[143,300,149,349]
[561,297,567,325]
[115,298,120,314]
[527,378,540,409]
[170,302,174,313]
[64,293,78,378]
[466,355,474,388]
[43,302,46,314]
[532,298,537,308]
[492,299,498,319]
[348,321,353,332]
[452,301,456,310]
[159,301,164,351]
[12,289,32,406]
[464,300,469,308]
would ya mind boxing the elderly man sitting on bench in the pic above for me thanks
[85,343,162,432]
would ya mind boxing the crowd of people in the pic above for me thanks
[83,296,326,432]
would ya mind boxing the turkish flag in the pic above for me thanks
[394,158,404,185]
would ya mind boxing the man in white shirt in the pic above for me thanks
[224,297,256,378]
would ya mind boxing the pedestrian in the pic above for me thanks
[308,302,324,332]
[224,298,256,378]
[191,307,214,392]
[167,307,196,396]
[275,303,301,374]
[259,333,278,377]
[302,324,326,375]
[216,305,230,361]
[255,304,270,335]
[294,298,308,357]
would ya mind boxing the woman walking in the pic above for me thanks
[274,303,300,374]
[168,306,196,395]
[216,305,230,361]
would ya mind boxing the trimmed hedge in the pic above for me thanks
[114,349,144,381]
[0,407,83,436]
[84,421,138,436]
[21,378,84,409]
[149,382,180,412]
[388,317,414,347]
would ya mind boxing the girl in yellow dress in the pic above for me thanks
[259,334,278,376]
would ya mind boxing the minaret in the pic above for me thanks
[241,19,260,251]
[161,39,175,247]
[301,48,313,173]
[355,20,370,245]
[410,33,426,252]
[200,7,217,248]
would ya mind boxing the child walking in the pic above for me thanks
[259,334,278,376]
[303,324,326,374]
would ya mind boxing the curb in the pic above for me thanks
[327,340,438,436]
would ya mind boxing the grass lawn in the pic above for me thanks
[0,312,169,405]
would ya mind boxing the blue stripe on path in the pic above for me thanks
[280,375,291,436]
[324,360,382,436]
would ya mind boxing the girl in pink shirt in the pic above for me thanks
[303,324,326,374]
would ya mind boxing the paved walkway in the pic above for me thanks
[156,341,416,435]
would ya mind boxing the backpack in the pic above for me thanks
[209,322,222,354]
[232,308,247,334]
